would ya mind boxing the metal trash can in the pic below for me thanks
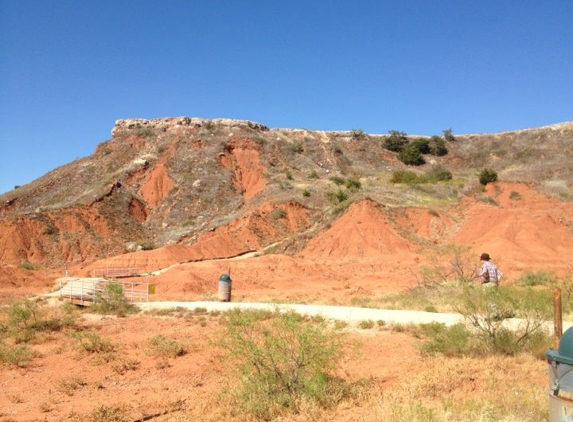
[546,326,573,421]
[218,274,232,302]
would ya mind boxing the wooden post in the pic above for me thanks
[553,287,563,349]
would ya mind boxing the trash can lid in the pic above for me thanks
[219,274,231,282]
[547,326,573,365]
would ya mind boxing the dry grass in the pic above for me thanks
[139,355,547,422]
[359,355,547,422]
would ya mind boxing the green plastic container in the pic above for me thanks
[546,326,573,421]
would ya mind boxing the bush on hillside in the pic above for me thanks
[390,167,453,184]
[390,170,420,184]
[410,138,431,154]
[345,177,361,192]
[398,144,426,166]
[383,130,409,152]
[329,176,345,185]
[430,135,448,156]
[479,168,498,185]
[425,167,452,182]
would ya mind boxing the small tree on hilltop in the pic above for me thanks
[443,128,455,142]
[383,130,409,152]
[430,136,448,156]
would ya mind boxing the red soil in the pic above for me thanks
[0,181,569,421]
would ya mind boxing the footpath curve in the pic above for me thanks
[136,301,573,331]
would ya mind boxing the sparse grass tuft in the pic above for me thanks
[19,261,37,271]
[0,341,34,367]
[91,405,127,422]
[71,331,115,354]
[146,334,188,358]
[358,320,375,329]
[329,175,346,185]
[509,190,522,200]
[57,376,87,396]
[272,207,287,220]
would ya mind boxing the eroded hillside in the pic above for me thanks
[0,118,572,294]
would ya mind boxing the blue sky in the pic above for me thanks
[1,1,571,194]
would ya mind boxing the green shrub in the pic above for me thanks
[136,127,156,139]
[220,309,355,419]
[358,320,375,329]
[383,130,409,152]
[0,341,33,367]
[509,190,522,200]
[307,170,318,179]
[411,138,431,154]
[443,128,455,142]
[272,208,287,220]
[479,168,498,185]
[329,175,346,185]
[425,167,453,182]
[453,285,551,356]
[390,170,420,184]
[419,323,472,357]
[351,129,365,138]
[92,283,136,316]
[345,178,361,192]
[19,261,36,271]
[2,299,73,343]
[332,144,343,154]
[398,144,426,166]
[420,283,553,358]
[476,195,499,206]
[302,189,311,197]
[331,189,348,204]
[71,331,115,354]
[516,270,558,287]
[57,376,87,396]
[285,171,293,180]
[135,240,155,251]
[287,141,303,154]
[429,136,448,156]
[146,335,188,358]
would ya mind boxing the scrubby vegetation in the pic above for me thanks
[479,168,498,185]
[0,299,77,367]
[91,283,137,316]
[219,308,364,419]
[383,130,449,166]
[390,167,453,184]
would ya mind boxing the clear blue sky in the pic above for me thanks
[1,1,571,194]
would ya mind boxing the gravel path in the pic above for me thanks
[136,301,573,331]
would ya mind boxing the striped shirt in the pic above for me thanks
[480,261,502,282]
